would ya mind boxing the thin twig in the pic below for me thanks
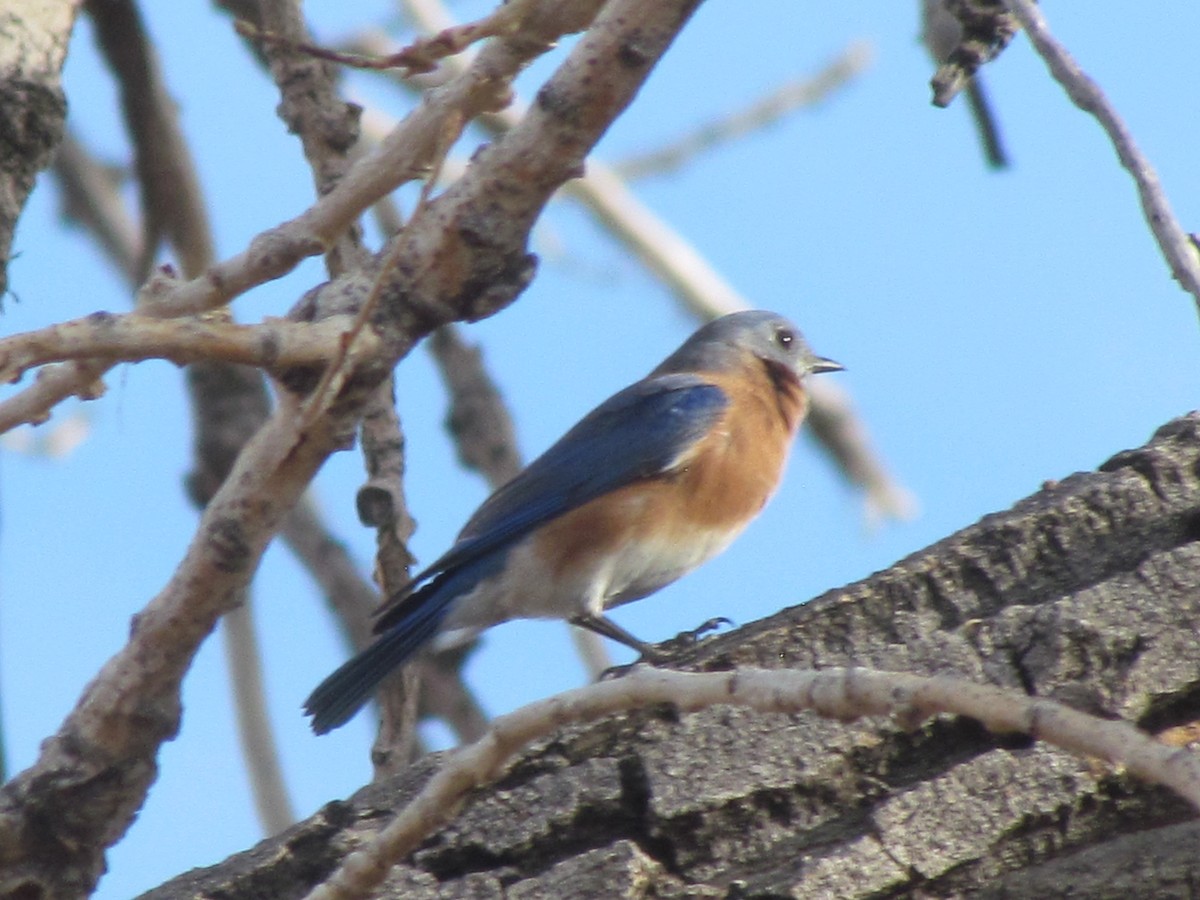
[357,378,422,775]
[55,100,305,839]
[10,0,220,434]
[929,0,1020,108]
[255,0,370,275]
[0,361,111,431]
[52,132,144,274]
[237,0,545,77]
[222,599,296,833]
[295,109,465,433]
[921,0,1009,168]
[356,380,416,595]
[0,0,540,430]
[1002,0,1200,310]
[305,666,1200,900]
[614,42,874,180]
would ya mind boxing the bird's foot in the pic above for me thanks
[597,617,735,680]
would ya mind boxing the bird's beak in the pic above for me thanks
[808,356,844,375]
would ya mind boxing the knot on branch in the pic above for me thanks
[930,0,1020,108]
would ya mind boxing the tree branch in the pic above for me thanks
[613,42,873,180]
[1002,0,1200,311]
[0,313,371,390]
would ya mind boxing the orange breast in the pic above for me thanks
[532,360,808,610]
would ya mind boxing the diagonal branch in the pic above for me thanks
[85,0,214,280]
[1002,0,1200,312]
[613,42,874,180]
[238,0,550,77]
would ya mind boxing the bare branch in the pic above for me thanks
[0,313,372,392]
[53,132,143,276]
[238,0,550,77]
[13,0,219,431]
[0,0,76,298]
[356,379,423,774]
[17,0,603,432]
[254,0,369,275]
[1002,0,1200,310]
[356,381,417,595]
[113,0,601,322]
[614,42,874,181]
[428,325,522,488]
[921,0,1008,168]
[85,0,214,279]
[83,1,311,832]
[305,666,1200,900]
[222,600,297,834]
[0,360,110,431]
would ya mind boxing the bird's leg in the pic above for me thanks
[570,613,668,664]
[572,614,736,678]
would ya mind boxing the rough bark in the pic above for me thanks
[141,412,1200,898]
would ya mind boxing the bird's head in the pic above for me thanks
[658,310,843,382]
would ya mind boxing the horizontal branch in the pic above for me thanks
[0,313,368,390]
[308,665,1200,900]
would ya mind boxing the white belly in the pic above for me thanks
[440,522,741,635]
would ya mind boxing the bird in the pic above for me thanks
[305,310,842,734]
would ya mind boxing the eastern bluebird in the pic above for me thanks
[305,310,841,733]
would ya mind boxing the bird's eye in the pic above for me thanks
[774,328,795,350]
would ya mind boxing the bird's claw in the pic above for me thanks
[598,659,654,681]
[682,616,734,641]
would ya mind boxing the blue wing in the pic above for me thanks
[373,373,728,632]
[305,374,727,733]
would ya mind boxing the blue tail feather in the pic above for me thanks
[305,549,509,734]
[304,598,448,734]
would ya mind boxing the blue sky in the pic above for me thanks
[4,3,1199,896]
